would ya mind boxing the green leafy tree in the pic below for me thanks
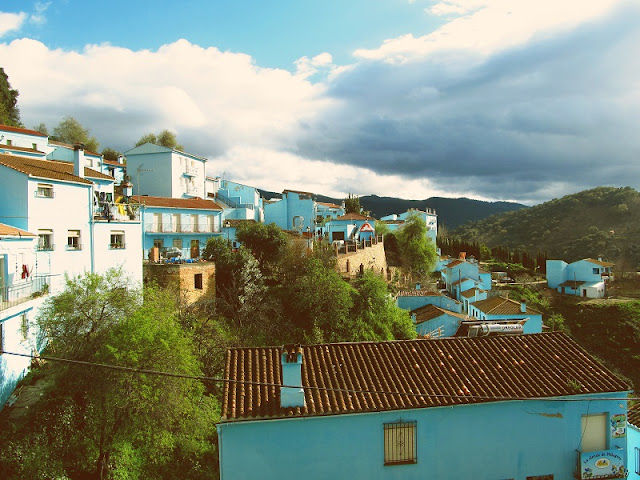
[101,147,122,161]
[12,270,221,480]
[374,220,391,236]
[0,67,21,126]
[235,222,290,274]
[33,122,49,135]
[52,116,100,152]
[395,212,437,279]
[344,193,362,214]
[135,130,184,150]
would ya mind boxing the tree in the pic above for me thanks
[235,222,290,274]
[101,147,122,161]
[21,270,219,479]
[374,220,391,236]
[395,212,437,279]
[344,193,362,214]
[135,129,184,150]
[0,67,21,126]
[33,122,48,135]
[52,116,100,152]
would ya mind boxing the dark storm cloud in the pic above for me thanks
[295,4,640,202]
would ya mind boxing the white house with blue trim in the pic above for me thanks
[547,258,614,298]
[219,334,631,479]
[0,124,50,154]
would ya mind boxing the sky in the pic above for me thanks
[1,0,639,205]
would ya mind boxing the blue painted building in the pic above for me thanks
[441,258,492,303]
[216,179,264,223]
[410,304,468,337]
[264,190,345,235]
[327,213,376,243]
[380,208,437,244]
[133,195,223,260]
[396,289,463,313]
[219,334,630,479]
[547,258,615,298]
[629,404,640,480]
[468,296,543,334]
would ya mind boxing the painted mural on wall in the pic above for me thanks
[580,450,626,479]
[610,413,626,438]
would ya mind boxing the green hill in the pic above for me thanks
[452,186,640,270]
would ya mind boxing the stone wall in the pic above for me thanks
[144,261,216,305]
[335,242,387,279]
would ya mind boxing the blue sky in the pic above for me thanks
[1,0,639,204]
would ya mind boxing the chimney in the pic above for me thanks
[459,252,466,259]
[117,154,125,165]
[73,143,85,179]
[280,344,305,408]
[415,282,421,290]
[520,301,526,313]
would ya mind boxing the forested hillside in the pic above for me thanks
[453,187,640,269]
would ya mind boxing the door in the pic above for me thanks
[581,413,606,452]
[190,239,199,259]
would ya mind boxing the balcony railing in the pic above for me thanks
[216,192,254,210]
[145,223,221,234]
[1,275,52,312]
[94,201,141,222]
[575,449,626,479]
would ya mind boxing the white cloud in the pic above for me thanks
[30,2,51,25]
[355,0,621,63]
[0,11,26,37]
[294,51,334,78]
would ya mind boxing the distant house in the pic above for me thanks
[547,258,614,298]
[264,190,345,235]
[629,403,640,480]
[396,288,463,313]
[124,143,208,199]
[218,333,630,479]
[410,304,468,337]
[216,179,264,223]
[441,258,492,303]
[380,208,437,244]
[101,155,126,184]
[328,213,376,243]
[0,124,50,154]
[133,195,223,260]
[468,296,543,334]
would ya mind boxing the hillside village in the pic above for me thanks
[0,122,639,479]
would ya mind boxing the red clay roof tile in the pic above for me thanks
[132,195,223,210]
[0,153,107,185]
[0,124,48,137]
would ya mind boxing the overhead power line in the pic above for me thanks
[3,351,638,403]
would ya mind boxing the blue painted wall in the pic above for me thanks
[629,421,640,480]
[0,168,28,230]
[396,294,463,313]
[218,393,628,480]
[467,306,543,334]
[415,312,461,337]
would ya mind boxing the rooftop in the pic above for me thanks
[222,333,629,422]
[0,144,45,155]
[0,223,35,237]
[629,402,640,428]
[584,258,615,267]
[396,290,441,297]
[335,213,374,221]
[0,124,48,137]
[410,304,468,324]
[471,296,541,315]
[0,153,111,185]
[132,195,223,210]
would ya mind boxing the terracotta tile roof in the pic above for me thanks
[452,277,472,286]
[283,189,314,196]
[584,258,615,267]
[48,140,102,157]
[446,259,464,268]
[410,304,468,324]
[628,403,640,428]
[0,144,45,154]
[396,290,440,297]
[471,296,541,315]
[0,124,48,137]
[132,195,223,210]
[317,201,342,209]
[221,333,629,421]
[102,159,124,166]
[335,213,374,221]
[558,280,586,288]
[0,223,35,237]
[0,153,105,185]
[461,288,485,299]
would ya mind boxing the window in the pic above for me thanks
[20,313,29,341]
[37,229,54,250]
[36,183,54,198]
[173,238,183,249]
[32,143,37,150]
[172,214,181,233]
[153,239,163,249]
[194,273,203,290]
[384,421,417,465]
[67,230,81,250]
[593,268,599,274]
[110,231,125,249]
[6,139,11,146]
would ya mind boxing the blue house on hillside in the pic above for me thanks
[216,180,264,223]
[133,195,223,259]
[380,208,437,244]
[547,258,614,298]
[219,333,630,479]
[396,289,463,313]
[264,190,345,235]
[441,258,492,303]
[410,304,468,337]
[468,296,543,334]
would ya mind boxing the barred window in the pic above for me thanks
[384,421,417,465]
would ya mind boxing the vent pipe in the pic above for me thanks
[73,143,85,179]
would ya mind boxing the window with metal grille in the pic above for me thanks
[383,421,417,465]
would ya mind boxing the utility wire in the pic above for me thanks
[4,351,638,403]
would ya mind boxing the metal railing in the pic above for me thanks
[0,275,52,312]
[93,201,141,222]
[216,192,254,210]
[145,223,221,234]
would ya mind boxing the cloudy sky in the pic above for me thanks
[1,0,639,205]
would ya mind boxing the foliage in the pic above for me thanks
[102,147,122,161]
[235,222,290,274]
[1,270,220,480]
[136,130,184,150]
[344,193,362,214]
[374,220,391,236]
[51,116,100,152]
[0,67,21,127]
[395,212,437,279]
[32,122,48,135]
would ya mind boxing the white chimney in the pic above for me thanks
[117,154,125,165]
[280,344,305,408]
[520,301,526,313]
[73,143,85,179]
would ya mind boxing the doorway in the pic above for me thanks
[190,239,200,259]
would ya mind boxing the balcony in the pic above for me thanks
[1,275,52,312]
[575,449,626,479]
[94,201,141,222]
[145,223,221,234]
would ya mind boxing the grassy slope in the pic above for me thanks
[452,186,640,265]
